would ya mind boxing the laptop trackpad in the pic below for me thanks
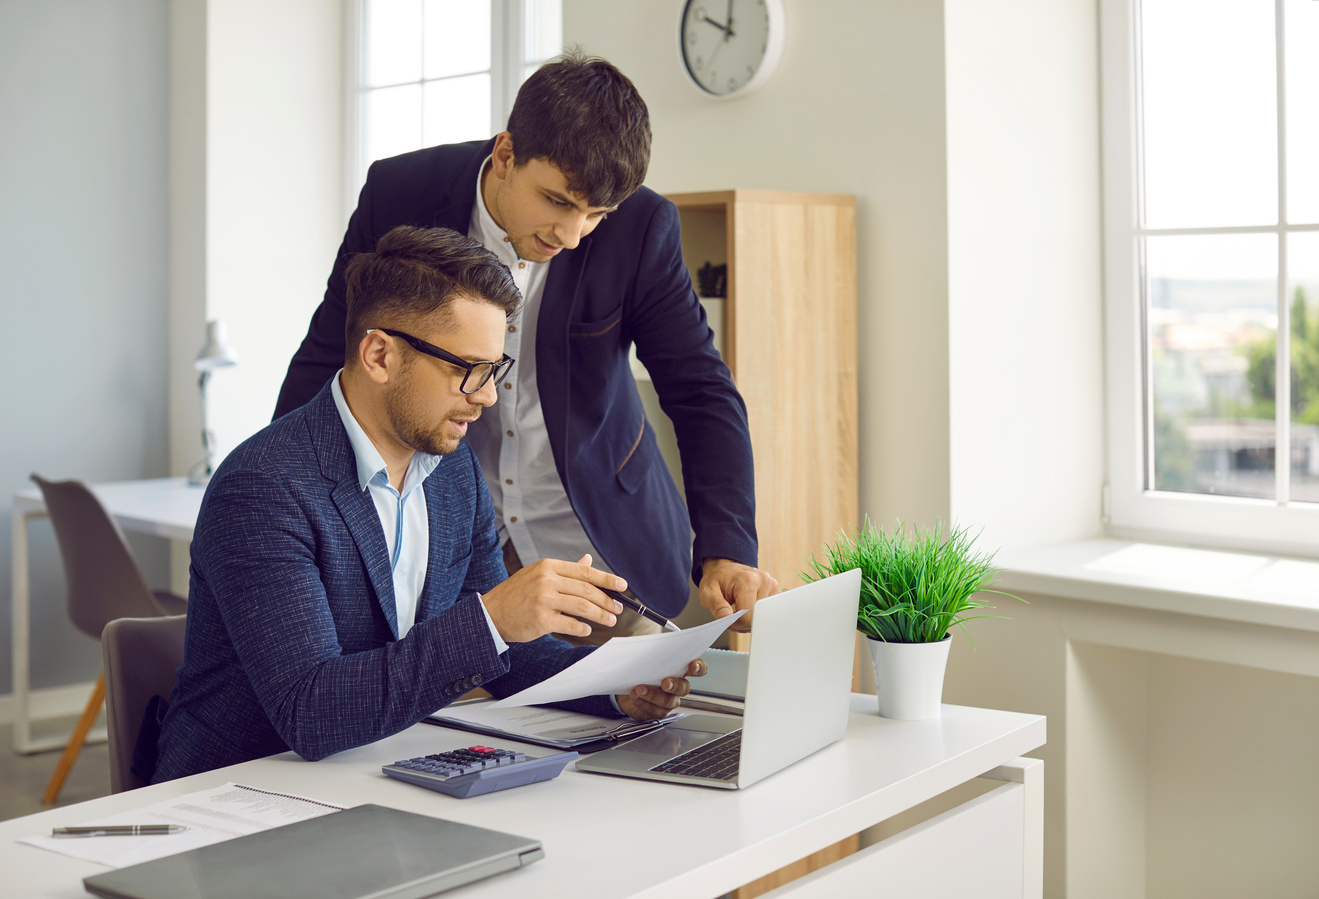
[612,726,726,758]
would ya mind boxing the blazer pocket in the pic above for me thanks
[568,307,623,338]
[615,418,655,496]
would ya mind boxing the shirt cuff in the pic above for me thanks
[475,594,509,656]
[609,693,624,714]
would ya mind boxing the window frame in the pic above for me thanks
[1101,0,1319,558]
[342,0,561,221]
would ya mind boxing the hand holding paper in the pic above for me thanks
[489,611,746,709]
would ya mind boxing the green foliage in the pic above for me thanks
[1242,286,1319,425]
[800,519,1022,645]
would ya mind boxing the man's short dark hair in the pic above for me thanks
[506,48,651,208]
[343,225,521,365]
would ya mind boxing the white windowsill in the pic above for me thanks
[994,539,1319,635]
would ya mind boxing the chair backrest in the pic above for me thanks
[30,474,166,638]
[103,614,188,793]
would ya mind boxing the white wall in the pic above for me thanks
[944,0,1104,552]
[0,0,172,693]
[169,0,346,488]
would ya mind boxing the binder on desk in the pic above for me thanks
[425,699,680,752]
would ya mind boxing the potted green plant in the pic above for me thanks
[802,519,1020,720]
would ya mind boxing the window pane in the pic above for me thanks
[422,74,491,147]
[1139,0,1277,228]
[1147,233,1278,499]
[1290,233,1319,502]
[365,0,422,87]
[364,84,422,165]
[524,0,563,63]
[424,0,490,79]
[1285,0,1319,224]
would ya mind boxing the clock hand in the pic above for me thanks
[701,15,729,33]
[724,0,734,39]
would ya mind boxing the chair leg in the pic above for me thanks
[42,672,105,805]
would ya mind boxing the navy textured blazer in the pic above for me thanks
[152,382,613,783]
[273,139,757,616]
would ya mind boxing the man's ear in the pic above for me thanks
[490,131,515,179]
[357,330,393,384]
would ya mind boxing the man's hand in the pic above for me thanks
[481,554,625,643]
[698,558,779,633]
[616,659,707,721]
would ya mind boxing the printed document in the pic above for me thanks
[488,610,745,708]
[22,782,342,869]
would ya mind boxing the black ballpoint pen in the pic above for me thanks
[601,588,680,632]
[52,824,188,837]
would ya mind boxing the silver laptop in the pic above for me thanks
[575,568,860,790]
[83,804,543,899]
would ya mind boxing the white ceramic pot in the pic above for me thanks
[867,634,952,720]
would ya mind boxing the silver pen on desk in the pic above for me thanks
[52,824,188,837]
[601,588,680,632]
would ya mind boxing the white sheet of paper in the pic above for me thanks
[489,610,746,708]
[21,782,342,869]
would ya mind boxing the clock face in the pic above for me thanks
[680,0,785,99]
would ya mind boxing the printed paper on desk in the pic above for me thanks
[489,611,746,708]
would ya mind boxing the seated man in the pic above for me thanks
[150,225,699,783]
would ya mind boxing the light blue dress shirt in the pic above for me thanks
[331,372,507,653]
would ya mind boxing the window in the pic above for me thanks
[346,0,562,204]
[1102,0,1319,555]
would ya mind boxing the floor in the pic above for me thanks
[0,715,113,823]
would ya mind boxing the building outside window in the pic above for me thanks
[1102,0,1319,554]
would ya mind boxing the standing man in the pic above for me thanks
[275,50,777,637]
[151,226,700,783]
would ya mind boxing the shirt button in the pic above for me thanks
[505,479,513,485]
[504,383,512,389]
[518,262,525,269]
[506,430,514,437]
[508,325,516,332]
[510,516,518,523]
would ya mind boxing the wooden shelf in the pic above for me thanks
[663,189,859,652]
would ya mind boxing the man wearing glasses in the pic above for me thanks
[150,226,700,783]
[274,52,778,641]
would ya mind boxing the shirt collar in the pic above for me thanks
[331,370,441,495]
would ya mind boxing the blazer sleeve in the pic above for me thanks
[194,467,519,762]
[628,199,758,579]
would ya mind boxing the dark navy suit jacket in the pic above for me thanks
[273,139,757,616]
[152,382,613,783]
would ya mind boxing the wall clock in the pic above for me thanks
[678,0,786,99]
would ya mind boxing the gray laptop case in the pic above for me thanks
[83,804,543,899]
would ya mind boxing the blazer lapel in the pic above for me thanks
[305,384,401,638]
[537,234,593,476]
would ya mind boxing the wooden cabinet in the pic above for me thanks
[642,190,858,651]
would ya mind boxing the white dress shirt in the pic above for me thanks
[331,372,507,653]
[466,157,612,572]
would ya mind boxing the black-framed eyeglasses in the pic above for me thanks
[370,328,515,395]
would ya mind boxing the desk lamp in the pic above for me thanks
[188,320,239,486]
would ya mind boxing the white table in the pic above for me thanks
[0,698,1046,898]
[10,477,203,753]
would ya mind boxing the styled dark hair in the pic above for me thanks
[343,225,521,365]
[506,48,651,208]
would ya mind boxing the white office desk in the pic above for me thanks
[0,698,1045,898]
[10,477,203,753]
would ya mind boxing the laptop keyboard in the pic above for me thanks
[649,729,743,781]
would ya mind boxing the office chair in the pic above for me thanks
[102,615,187,793]
[29,474,188,804]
